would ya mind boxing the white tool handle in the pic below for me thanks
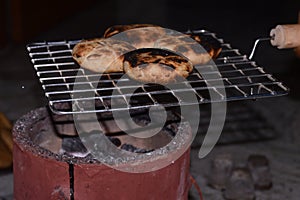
[270,24,300,49]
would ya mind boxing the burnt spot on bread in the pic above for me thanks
[124,48,189,70]
[123,48,193,83]
[73,45,87,57]
[189,32,222,56]
[104,24,160,38]
[176,45,189,53]
[73,53,81,58]
[167,56,188,64]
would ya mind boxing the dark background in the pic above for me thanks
[1,0,299,46]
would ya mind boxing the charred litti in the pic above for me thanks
[104,24,221,65]
[103,24,162,38]
[123,48,193,84]
[188,32,222,59]
[103,24,166,49]
[154,32,222,65]
[72,38,135,73]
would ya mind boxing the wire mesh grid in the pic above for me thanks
[27,30,289,114]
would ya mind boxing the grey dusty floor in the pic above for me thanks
[1,0,300,199]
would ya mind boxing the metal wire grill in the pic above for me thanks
[27,30,289,114]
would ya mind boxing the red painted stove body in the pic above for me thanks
[13,144,191,200]
[13,108,192,200]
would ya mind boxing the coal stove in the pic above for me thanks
[13,107,194,199]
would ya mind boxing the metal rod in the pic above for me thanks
[249,37,273,60]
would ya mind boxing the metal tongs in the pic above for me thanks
[249,24,300,60]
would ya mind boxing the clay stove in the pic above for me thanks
[13,107,193,200]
